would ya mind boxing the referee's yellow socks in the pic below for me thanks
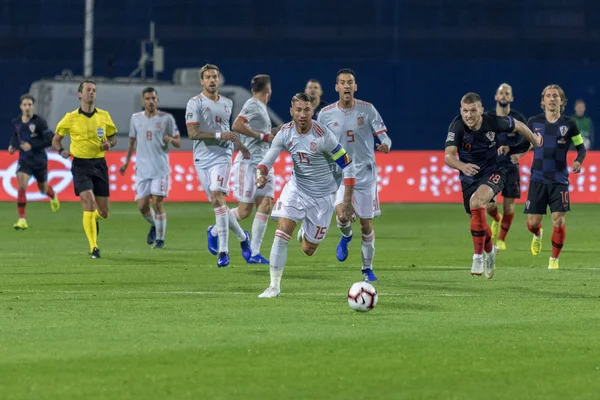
[83,211,98,252]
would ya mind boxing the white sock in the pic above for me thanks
[214,206,229,253]
[269,230,290,291]
[155,213,166,240]
[142,210,155,226]
[251,212,269,256]
[361,231,375,269]
[229,208,246,241]
[336,216,353,237]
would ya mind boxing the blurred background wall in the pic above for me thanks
[1,0,599,149]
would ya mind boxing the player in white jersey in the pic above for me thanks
[185,64,252,267]
[255,93,356,298]
[231,74,281,264]
[317,69,392,282]
[119,87,180,248]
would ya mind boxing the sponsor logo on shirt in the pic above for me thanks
[97,127,105,139]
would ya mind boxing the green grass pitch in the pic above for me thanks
[1,202,600,400]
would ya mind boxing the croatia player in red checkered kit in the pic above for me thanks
[255,93,356,298]
[317,68,391,282]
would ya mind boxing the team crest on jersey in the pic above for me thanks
[559,126,568,136]
[333,121,339,127]
[97,127,105,139]
[224,105,230,114]
[310,141,317,152]
[486,131,495,142]
[29,123,36,133]
[156,122,162,130]
[357,116,365,126]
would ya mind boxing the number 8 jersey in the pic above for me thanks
[317,100,387,190]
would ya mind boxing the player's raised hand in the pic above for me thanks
[8,145,15,155]
[119,162,129,176]
[461,163,480,177]
[572,161,582,174]
[256,175,267,189]
[497,145,509,155]
[221,131,239,141]
[376,143,390,153]
[20,142,31,151]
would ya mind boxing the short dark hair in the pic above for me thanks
[78,79,96,93]
[575,99,585,106]
[292,92,313,105]
[142,87,157,96]
[461,92,482,105]
[307,79,320,85]
[200,64,219,79]
[20,94,35,104]
[336,68,356,79]
[251,74,271,93]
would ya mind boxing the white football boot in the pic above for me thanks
[471,254,484,276]
[258,286,280,298]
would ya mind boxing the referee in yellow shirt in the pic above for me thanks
[52,80,117,258]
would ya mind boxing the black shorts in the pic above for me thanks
[501,166,521,199]
[72,157,110,197]
[461,168,507,214]
[524,180,570,214]
[16,162,47,182]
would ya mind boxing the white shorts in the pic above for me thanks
[194,162,231,199]
[271,181,335,244]
[334,182,381,219]
[232,160,275,203]
[135,176,170,200]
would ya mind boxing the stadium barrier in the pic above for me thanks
[1,150,598,203]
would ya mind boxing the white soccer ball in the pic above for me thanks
[347,281,378,312]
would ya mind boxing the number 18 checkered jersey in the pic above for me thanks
[258,120,351,198]
[317,100,387,190]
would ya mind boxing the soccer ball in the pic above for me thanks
[347,282,378,312]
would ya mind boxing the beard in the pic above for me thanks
[498,101,510,107]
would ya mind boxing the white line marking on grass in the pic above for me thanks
[0,289,474,298]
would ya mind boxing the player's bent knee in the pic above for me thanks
[302,244,317,256]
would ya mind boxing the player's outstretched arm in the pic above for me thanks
[232,117,271,143]
[514,120,542,147]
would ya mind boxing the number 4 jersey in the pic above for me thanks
[317,100,387,190]
[185,93,234,169]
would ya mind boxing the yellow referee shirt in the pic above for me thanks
[56,108,118,159]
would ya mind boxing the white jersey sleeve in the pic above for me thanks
[166,114,180,137]
[129,115,137,139]
[368,104,387,136]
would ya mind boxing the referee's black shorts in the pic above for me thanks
[71,157,110,197]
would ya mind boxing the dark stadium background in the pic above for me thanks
[1,0,598,149]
